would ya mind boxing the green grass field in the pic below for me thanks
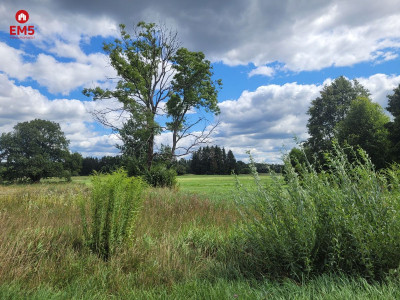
[1,173,400,299]
[64,174,272,200]
[177,173,271,200]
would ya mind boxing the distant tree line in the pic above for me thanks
[80,156,124,176]
[190,146,236,175]
[78,146,283,177]
[170,146,283,175]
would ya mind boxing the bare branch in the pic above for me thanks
[173,120,220,157]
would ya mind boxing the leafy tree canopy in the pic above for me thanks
[386,84,400,162]
[336,97,390,169]
[306,76,369,155]
[0,119,71,182]
[83,22,221,171]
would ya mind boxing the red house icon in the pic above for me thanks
[15,10,29,24]
[17,13,26,22]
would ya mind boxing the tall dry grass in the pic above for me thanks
[0,183,238,291]
[0,184,87,286]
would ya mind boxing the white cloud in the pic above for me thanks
[0,74,119,156]
[213,83,321,162]
[33,53,114,95]
[213,2,400,71]
[0,42,116,95]
[248,66,275,77]
[0,43,27,81]
[2,1,400,72]
[213,73,400,163]
[49,41,88,62]
[218,83,320,135]
[357,73,400,110]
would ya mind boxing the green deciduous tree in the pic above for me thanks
[83,22,221,171]
[83,22,178,170]
[386,84,400,162]
[336,97,390,169]
[167,48,221,158]
[306,76,370,156]
[288,147,308,172]
[64,152,83,175]
[0,119,70,182]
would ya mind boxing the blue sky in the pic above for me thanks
[1,0,400,163]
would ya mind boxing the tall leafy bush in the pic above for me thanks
[81,169,145,260]
[235,145,400,280]
[144,164,177,188]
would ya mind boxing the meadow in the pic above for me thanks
[177,174,272,201]
[1,162,400,299]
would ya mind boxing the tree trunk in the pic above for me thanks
[171,130,177,160]
[147,133,154,171]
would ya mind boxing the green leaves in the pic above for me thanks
[83,22,179,169]
[169,47,221,117]
[336,97,390,169]
[81,170,146,261]
[166,47,222,157]
[83,22,222,168]
[236,144,400,280]
[386,84,400,162]
[306,76,370,155]
[0,119,71,182]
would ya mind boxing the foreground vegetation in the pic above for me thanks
[1,147,400,298]
[0,183,240,298]
[235,146,400,281]
[1,185,400,299]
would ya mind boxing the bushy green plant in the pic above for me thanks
[62,170,72,182]
[80,169,145,260]
[235,145,400,280]
[175,164,187,175]
[144,164,177,188]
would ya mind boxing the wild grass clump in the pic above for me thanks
[81,169,145,260]
[235,145,400,281]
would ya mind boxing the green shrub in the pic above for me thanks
[144,164,177,188]
[80,169,145,260]
[239,168,251,174]
[175,164,187,176]
[235,145,400,280]
[62,170,72,182]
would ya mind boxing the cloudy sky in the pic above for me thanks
[1,0,400,163]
